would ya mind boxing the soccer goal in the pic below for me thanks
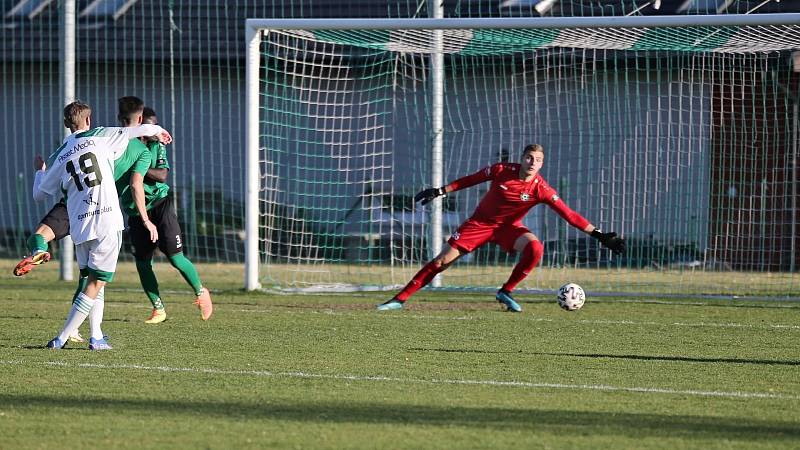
[245,14,800,297]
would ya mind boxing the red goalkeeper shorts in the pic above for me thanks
[447,219,531,254]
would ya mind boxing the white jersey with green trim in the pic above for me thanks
[33,124,164,244]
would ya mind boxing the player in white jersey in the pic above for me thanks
[32,101,171,350]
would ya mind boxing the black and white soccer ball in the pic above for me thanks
[557,283,586,311]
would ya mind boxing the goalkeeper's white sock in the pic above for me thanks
[89,287,105,340]
[56,292,95,343]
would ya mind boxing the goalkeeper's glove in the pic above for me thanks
[591,229,625,255]
[414,187,446,206]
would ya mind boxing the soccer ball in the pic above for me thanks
[557,283,586,311]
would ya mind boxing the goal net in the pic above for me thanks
[247,16,800,297]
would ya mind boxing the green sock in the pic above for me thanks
[71,271,89,305]
[168,253,203,296]
[135,258,164,310]
[26,234,48,255]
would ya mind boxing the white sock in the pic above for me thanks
[89,287,105,340]
[56,292,95,343]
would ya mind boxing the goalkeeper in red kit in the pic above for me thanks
[377,144,625,312]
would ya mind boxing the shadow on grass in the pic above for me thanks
[0,393,796,441]
[17,345,81,350]
[0,316,132,324]
[408,348,800,366]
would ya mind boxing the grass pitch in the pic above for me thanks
[1,260,799,449]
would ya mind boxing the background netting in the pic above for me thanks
[1,1,799,298]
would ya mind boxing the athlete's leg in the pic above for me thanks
[377,244,465,311]
[53,272,104,345]
[135,258,163,308]
[82,232,119,349]
[48,281,98,349]
[158,196,211,320]
[16,203,69,276]
[392,244,464,303]
[30,202,70,253]
[129,214,164,321]
[168,252,203,296]
[501,233,544,292]
[168,252,212,321]
[380,220,493,310]
[492,228,543,312]
[56,274,110,350]
[88,286,106,341]
[67,269,90,343]
[50,232,118,349]
[14,226,53,276]
[27,223,54,253]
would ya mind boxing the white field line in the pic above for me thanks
[0,359,796,401]
[230,307,800,330]
[572,318,800,330]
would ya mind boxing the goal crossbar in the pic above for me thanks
[246,14,800,33]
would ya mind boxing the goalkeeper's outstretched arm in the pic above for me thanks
[414,165,497,205]
[546,197,626,255]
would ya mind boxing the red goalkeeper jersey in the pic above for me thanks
[446,163,590,230]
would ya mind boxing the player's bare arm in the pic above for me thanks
[34,155,45,171]
[130,172,158,243]
[125,124,172,144]
[145,167,169,183]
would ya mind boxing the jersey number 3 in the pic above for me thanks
[66,152,103,191]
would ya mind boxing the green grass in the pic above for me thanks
[1,260,799,449]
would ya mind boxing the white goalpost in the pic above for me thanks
[245,14,800,296]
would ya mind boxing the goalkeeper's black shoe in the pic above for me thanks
[496,289,522,312]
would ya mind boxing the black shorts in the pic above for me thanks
[128,196,185,259]
[41,202,70,241]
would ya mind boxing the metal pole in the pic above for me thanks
[244,25,262,290]
[16,173,25,255]
[168,2,178,218]
[792,101,798,272]
[59,0,76,282]
[429,1,444,287]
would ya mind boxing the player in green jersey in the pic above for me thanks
[122,106,213,323]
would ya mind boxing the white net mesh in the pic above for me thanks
[255,22,800,296]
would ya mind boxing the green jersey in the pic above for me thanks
[114,138,152,203]
[120,140,170,216]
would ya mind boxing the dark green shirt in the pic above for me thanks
[120,140,170,215]
[114,139,152,208]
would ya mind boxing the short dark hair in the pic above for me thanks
[142,107,157,123]
[63,101,91,129]
[117,96,145,125]
[523,144,544,155]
